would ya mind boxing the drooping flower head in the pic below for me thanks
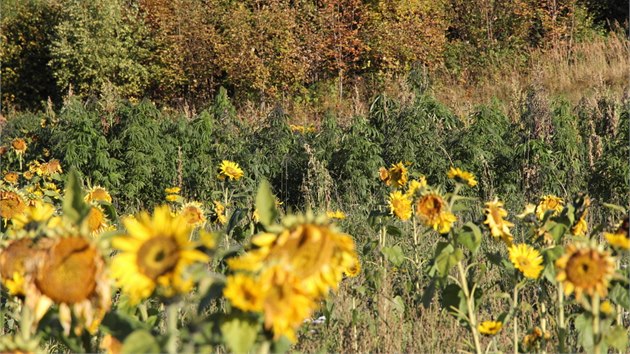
[84,186,112,204]
[447,167,477,187]
[111,205,210,304]
[556,243,616,300]
[536,195,564,220]
[415,192,457,234]
[217,160,244,181]
[388,190,412,221]
[483,198,514,246]
[509,244,544,279]
[11,138,27,155]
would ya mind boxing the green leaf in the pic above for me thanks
[220,314,259,354]
[255,179,277,227]
[121,330,160,354]
[62,169,90,224]
[381,245,405,266]
[456,222,482,254]
[547,222,569,243]
[541,246,564,283]
[433,243,461,278]
[610,283,630,310]
[574,313,594,352]
[391,295,405,314]
[386,225,402,237]
[604,325,628,352]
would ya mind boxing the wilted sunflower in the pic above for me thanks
[84,186,112,204]
[3,172,19,185]
[11,138,27,154]
[111,206,209,304]
[180,202,206,228]
[217,160,244,181]
[447,167,477,187]
[228,214,357,297]
[0,238,40,296]
[483,198,514,246]
[40,159,62,176]
[223,273,266,312]
[478,320,502,335]
[388,191,412,221]
[326,210,346,220]
[415,192,457,234]
[556,243,616,300]
[509,244,544,279]
[536,195,564,220]
[0,189,27,220]
[604,216,629,250]
[27,236,110,335]
[385,162,408,188]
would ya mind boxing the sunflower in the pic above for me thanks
[11,138,27,154]
[326,210,346,220]
[86,205,109,235]
[217,160,244,181]
[180,202,206,228]
[3,172,19,185]
[11,200,57,232]
[556,243,616,300]
[26,236,110,335]
[211,200,227,225]
[387,162,408,188]
[0,189,27,220]
[344,254,361,277]
[388,191,412,221]
[165,186,181,194]
[571,216,588,236]
[415,192,457,234]
[536,195,564,220]
[111,205,209,304]
[0,238,40,296]
[509,244,544,279]
[483,198,514,246]
[379,167,390,183]
[40,159,62,176]
[604,217,629,250]
[84,186,112,204]
[406,177,427,198]
[229,214,357,297]
[223,273,266,312]
[447,167,477,187]
[478,321,502,335]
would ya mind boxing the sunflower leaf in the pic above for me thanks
[62,169,90,224]
[255,179,277,227]
[605,325,628,352]
[121,330,160,354]
[220,314,259,354]
[610,283,630,310]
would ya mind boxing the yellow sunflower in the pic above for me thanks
[11,200,57,231]
[387,162,408,188]
[3,172,19,185]
[180,202,207,228]
[40,159,63,176]
[536,195,564,220]
[111,205,209,304]
[406,177,427,198]
[344,254,361,277]
[0,189,27,220]
[447,167,477,187]
[26,236,110,335]
[326,210,346,220]
[478,320,502,335]
[379,167,390,183]
[604,217,629,250]
[483,198,514,246]
[212,200,227,225]
[556,243,616,300]
[217,160,244,181]
[223,273,266,312]
[11,138,27,154]
[508,244,544,279]
[388,191,412,221]
[165,186,181,194]
[84,186,112,204]
[415,192,457,234]
[86,205,109,235]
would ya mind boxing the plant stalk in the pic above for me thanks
[166,302,180,354]
[592,293,601,354]
[457,261,482,354]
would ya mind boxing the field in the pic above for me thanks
[0,1,629,353]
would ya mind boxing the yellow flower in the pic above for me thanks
[508,244,544,279]
[40,159,62,176]
[0,238,38,296]
[387,162,408,188]
[165,186,181,194]
[217,160,244,181]
[388,191,412,221]
[406,177,427,198]
[447,167,477,187]
[3,172,19,185]
[555,243,616,300]
[180,202,206,228]
[478,321,502,335]
[326,210,346,220]
[27,236,111,335]
[11,200,56,231]
[415,192,457,234]
[0,189,27,220]
[571,216,588,236]
[516,203,537,219]
[536,195,564,220]
[11,138,27,154]
[86,205,109,235]
[111,206,210,304]
[344,255,361,277]
[85,186,112,204]
[212,200,227,225]
[379,167,389,183]
[604,217,629,250]
[165,194,179,202]
[483,198,514,246]
[600,300,614,315]
[223,273,266,312]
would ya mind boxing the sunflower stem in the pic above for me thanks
[592,293,601,354]
[541,302,547,354]
[166,302,180,354]
[513,284,520,354]
[448,184,462,210]
[19,302,31,340]
[457,261,482,354]
[557,284,566,353]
